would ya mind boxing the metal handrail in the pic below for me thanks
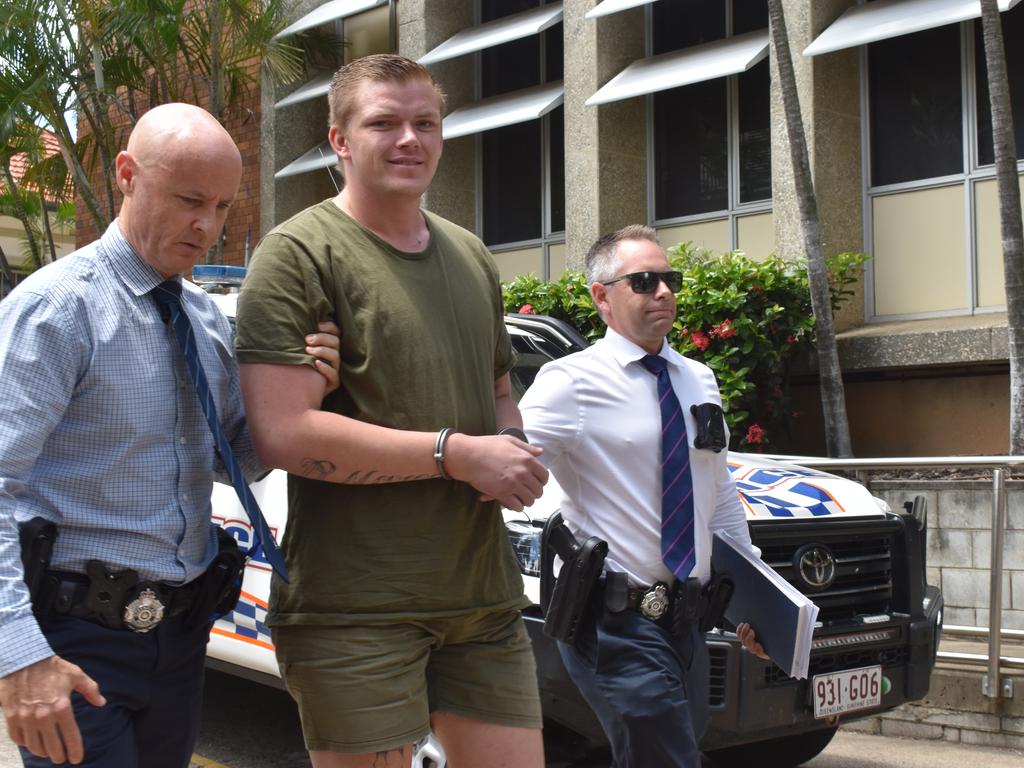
[762,454,1022,699]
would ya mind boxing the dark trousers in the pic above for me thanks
[558,606,709,768]
[21,613,210,768]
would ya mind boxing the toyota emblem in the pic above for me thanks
[793,544,837,591]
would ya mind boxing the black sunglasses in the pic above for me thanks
[601,270,683,294]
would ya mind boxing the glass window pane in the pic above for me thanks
[653,0,725,56]
[481,0,537,23]
[482,37,541,98]
[483,121,542,244]
[545,22,563,82]
[733,0,768,35]
[975,6,1024,165]
[868,25,963,186]
[549,107,565,233]
[654,80,729,219]
[739,58,771,203]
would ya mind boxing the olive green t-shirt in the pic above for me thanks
[235,200,526,625]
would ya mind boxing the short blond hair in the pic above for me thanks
[327,54,447,131]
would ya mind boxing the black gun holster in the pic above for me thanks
[540,512,607,646]
[184,527,246,629]
[19,516,57,604]
[698,570,735,633]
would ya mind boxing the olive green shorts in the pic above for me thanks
[272,608,542,754]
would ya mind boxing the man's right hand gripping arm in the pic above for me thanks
[0,295,105,765]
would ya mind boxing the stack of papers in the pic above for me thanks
[712,531,819,679]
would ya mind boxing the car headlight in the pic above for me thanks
[506,520,542,577]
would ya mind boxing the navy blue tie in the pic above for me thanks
[152,280,289,581]
[640,354,696,579]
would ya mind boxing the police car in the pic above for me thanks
[197,265,943,768]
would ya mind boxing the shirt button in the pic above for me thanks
[180,436,187,445]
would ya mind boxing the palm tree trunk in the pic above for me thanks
[0,242,17,295]
[2,163,42,266]
[40,195,59,266]
[208,0,224,119]
[767,0,852,457]
[979,0,1024,455]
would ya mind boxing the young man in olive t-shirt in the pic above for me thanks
[235,55,548,768]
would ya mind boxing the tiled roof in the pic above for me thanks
[7,131,66,203]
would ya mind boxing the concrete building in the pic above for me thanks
[259,0,1023,457]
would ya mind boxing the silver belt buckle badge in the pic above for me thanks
[123,588,166,632]
[639,583,670,620]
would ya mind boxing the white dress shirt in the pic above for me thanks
[520,327,758,587]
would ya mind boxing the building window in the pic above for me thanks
[651,0,771,223]
[479,0,565,249]
[868,25,963,187]
[864,5,1024,319]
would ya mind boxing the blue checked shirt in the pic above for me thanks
[0,222,262,676]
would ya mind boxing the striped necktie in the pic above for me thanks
[640,354,696,579]
[152,280,289,581]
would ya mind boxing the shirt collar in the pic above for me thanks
[100,220,177,298]
[600,326,682,370]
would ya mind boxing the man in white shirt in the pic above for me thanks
[519,225,765,767]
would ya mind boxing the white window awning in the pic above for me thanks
[442,82,564,140]
[585,0,658,20]
[275,141,336,179]
[273,0,387,40]
[804,0,1022,57]
[275,72,333,109]
[419,2,563,66]
[585,29,768,107]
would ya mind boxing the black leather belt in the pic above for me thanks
[40,567,200,633]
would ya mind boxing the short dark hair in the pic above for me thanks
[585,224,660,284]
[327,54,447,131]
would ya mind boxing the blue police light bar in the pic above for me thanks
[192,265,247,285]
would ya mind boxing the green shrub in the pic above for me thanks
[503,243,866,451]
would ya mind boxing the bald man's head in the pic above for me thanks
[115,103,243,278]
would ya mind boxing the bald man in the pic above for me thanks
[0,104,339,768]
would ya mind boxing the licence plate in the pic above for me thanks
[812,665,882,718]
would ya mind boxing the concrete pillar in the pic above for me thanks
[562,6,647,270]
[771,0,865,329]
[400,0,477,231]
[260,0,339,235]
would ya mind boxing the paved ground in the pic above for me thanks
[3,713,1023,768]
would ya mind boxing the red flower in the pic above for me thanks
[691,331,710,352]
[519,304,537,315]
[786,335,795,345]
[679,327,690,337]
[746,424,765,445]
[711,318,735,339]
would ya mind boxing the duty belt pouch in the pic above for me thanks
[19,517,57,606]
[83,560,139,629]
[699,570,735,633]
[602,571,629,629]
[670,577,702,638]
[185,528,246,630]
[541,513,608,646]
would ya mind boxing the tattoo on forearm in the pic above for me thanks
[340,469,434,484]
[372,750,404,767]
[300,457,336,480]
